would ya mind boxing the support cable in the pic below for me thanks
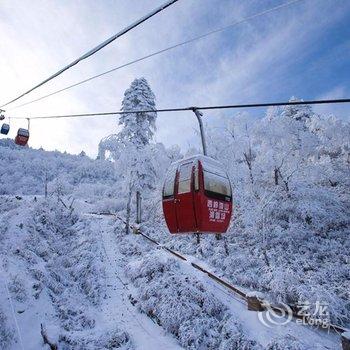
[0,0,179,108]
[8,0,303,111]
[11,98,350,120]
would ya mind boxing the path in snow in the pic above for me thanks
[89,216,183,350]
[87,213,341,350]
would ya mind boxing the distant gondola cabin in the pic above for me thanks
[15,128,29,146]
[162,155,232,234]
[1,123,10,135]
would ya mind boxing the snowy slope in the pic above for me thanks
[87,213,183,350]
[90,212,341,349]
[1,102,349,349]
[1,195,342,349]
[0,196,132,350]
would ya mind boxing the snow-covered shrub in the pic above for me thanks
[59,327,133,350]
[126,252,260,349]
[0,139,117,196]
[8,275,27,302]
[27,199,105,301]
[2,198,109,346]
[217,316,262,350]
[95,197,125,213]
[265,334,309,350]
[0,308,14,349]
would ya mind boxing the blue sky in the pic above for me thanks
[0,0,349,156]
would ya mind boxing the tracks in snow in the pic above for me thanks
[89,216,183,350]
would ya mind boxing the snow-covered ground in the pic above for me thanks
[1,196,343,349]
[88,213,182,350]
[1,97,349,349]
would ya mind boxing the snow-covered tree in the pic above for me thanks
[118,77,156,147]
[200,100,350,324]
[114,78,158,232]
[96,78,181,232]
[97,134,121,161]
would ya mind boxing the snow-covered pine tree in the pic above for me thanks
[98,77,155,161]
[118,77,156,147]
[117,78,157,233]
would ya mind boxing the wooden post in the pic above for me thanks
[246,292,265,312]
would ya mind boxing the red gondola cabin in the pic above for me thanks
[162,155,232,234]
[15,128,29,146]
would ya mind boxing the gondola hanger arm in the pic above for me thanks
[190,107,207,156]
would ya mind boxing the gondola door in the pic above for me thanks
[162,165,178,233]
[175,162,197,232]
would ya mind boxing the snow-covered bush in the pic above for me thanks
[265,334,309,350]
[59,327,133,350]
[126,252,260,349]
[26,199,106,315]
[8,275,27,302]
[0,197,117,349]
[0,139,117,196]
[0,308,14,350]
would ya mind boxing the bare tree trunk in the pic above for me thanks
[125,182,132,234]
[136,191,142,224]
[262,250,270,267]
[274,168,279,185]
[243,124,254,185]
[44,170,48,198]
[40,324,57,350]
[243,149,254,185]
[223,236,229,256]
[277,169,290,195]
